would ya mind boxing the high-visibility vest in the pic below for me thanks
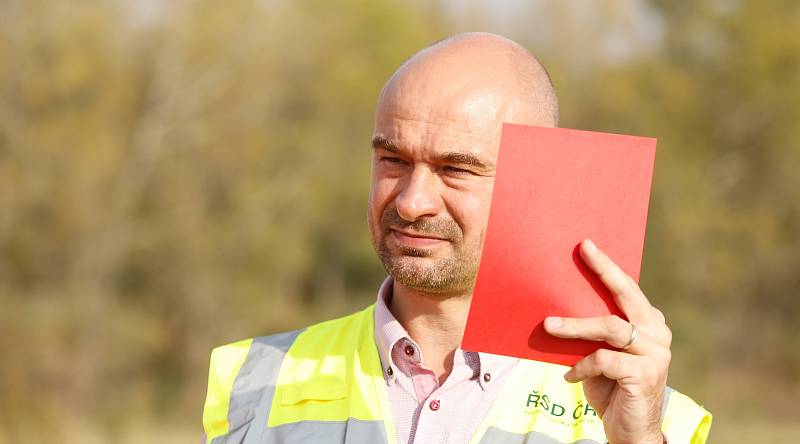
[203,305,712,443]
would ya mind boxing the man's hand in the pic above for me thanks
[544,239,671,444]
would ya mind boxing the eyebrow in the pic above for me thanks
[372,135,492,170]
[372,136,399,152]
[441,151,490,170]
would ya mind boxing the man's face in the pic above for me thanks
[368,78,508,295]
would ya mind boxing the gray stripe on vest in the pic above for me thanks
[661,386,674,424]
[262,418,388,444]
[210,329,304,444]
[479,427,602,444]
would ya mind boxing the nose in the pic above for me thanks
[395,165,442,222]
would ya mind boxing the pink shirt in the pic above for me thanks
[373,278,519,444]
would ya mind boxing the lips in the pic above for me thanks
[390,229,449,248]
[392,229,447,241]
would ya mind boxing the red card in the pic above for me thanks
[462,124,656,367]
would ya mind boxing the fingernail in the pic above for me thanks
[563,370,576,383]
[545,317,564,329]
[584,239,597,253]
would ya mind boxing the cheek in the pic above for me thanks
[368,177,396,225]
[444,184,494,238]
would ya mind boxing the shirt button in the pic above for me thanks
[387,367,393,376]
[429,400,440,411]
[404,345,415,356]
[483,373,491,383]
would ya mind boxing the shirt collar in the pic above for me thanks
[373,277,407,384]
[472,350,519,390]
[373,276,519,388]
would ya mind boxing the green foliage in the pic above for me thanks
[552,0,800,421]
[0,0,444,439]
[0,0,797,442]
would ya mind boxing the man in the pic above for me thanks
[202,33,711,444]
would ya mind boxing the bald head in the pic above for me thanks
[377,32,559,134]
[368,33,560,295]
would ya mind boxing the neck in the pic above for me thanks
[389,281,473,383]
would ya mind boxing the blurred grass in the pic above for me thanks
[711,422,800,444]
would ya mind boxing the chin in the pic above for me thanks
[396,245,435,258]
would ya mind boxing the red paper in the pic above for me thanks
[462,124,656,367]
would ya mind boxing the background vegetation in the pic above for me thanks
[1,0,797,442]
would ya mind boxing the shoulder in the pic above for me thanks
[206,304,376,382]
[202,305,378,441]
[202,330,305,440]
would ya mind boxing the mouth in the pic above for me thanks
[390,229,449,248]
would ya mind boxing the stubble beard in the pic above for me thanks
[374,208,480,295]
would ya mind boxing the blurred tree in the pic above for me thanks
[547,0,800,424]
[0,0,444,440]
[1,0,798,442]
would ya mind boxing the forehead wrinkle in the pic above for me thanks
[381,115,499,165]
[373,133,496,174]
[387,84,505,135]
[385,115,498,146]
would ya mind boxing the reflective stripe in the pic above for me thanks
[479,427,602,444]
[262,418,388,443]
[204,306,394,443]
[268,306,393,428]
[660,386,673,424]
[207,330,303,444]
[203,338,254,441]
[266,305,395,443]
[204,304,710,444]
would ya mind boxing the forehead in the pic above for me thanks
[374,78,513,161]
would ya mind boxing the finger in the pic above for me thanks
[565,346,670,384]
[647,307,673,348]
[580,239,653,322]
[651,307,665,324]
[544,315,655,354]
[564,349,642,383]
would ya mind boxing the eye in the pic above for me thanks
[380,156,409,166]
[442,165,474,176]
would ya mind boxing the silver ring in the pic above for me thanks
[621,323,638,351]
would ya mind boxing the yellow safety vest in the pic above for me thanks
[203,305,712,443]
